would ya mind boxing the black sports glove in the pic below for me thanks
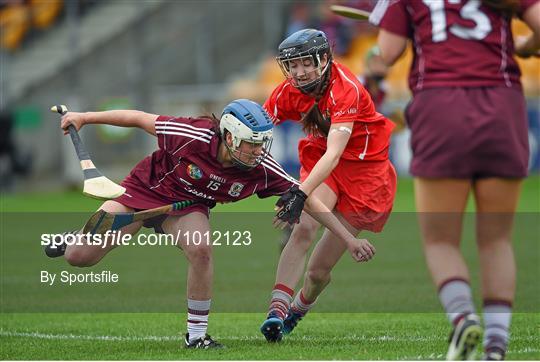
[275,186,308,224]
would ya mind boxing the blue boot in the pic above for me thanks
[260,314,284,342]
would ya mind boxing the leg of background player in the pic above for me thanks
[415,178,481,360]
[474,178,521,360]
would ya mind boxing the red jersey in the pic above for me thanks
[370,0,538,92]
[264,62,394,161]
[125,116,298,207]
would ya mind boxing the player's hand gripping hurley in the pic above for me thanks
[82,200,196,235]
[51,105,126,200]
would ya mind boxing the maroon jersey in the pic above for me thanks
[124,116,298,208]
[370,0,539,92]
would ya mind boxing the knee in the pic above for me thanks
[64,248,98,267]
[477,236,512,251]
[423,237,461,249]
[306,268,331,286]
[186,246,212,268]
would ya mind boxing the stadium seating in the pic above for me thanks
[1,0,63,51]
[0,2,31,51]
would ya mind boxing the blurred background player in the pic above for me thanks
[260,28,396,342]
[47,98,376,349]
[358,45,410,175]
[370,0,540,359]
[358,45,388,109]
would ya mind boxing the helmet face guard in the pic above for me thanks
[225,139,273,170]
[277,29,332,94]
[277,52,331,94]
[220,100,274,170]
[222,125,273,170]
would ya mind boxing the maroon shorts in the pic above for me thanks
[114,176,210,233]
[405,87,529,179]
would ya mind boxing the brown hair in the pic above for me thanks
[300,64,333,137]
[481,0,519,17]
[200,114,221,135]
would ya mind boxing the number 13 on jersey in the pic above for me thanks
[423,0,492,42]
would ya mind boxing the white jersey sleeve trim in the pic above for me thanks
[261,159,300,185]
[156,124,213,140]
[336,67,360,109]
[272,83,290,124]
[156,120,215,135]
[157,130,211,144]
[369,0,391,26]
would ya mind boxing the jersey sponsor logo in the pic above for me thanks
[179,177,193,186]
[210,174,227,183]
[187,164,203,180]
[333,108,356,117]
[228,182,245,197]
[184,185,215,200]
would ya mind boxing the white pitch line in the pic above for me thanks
[1,330,537,347]
[2,330,539,359]
[0,330,179,342]
[0,330,430,342]
[0,331,440,343]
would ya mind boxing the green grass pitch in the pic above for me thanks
[1,176,539,360]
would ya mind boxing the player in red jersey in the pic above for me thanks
[370,0,540,359]
[46,99,376,349]
[260,29,397,342]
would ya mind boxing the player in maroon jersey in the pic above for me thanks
[370,0,540,359]
[47,99,375,349]
[260,28,397,343]
[358,45,389,109]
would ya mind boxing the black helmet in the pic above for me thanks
[277,29,332,94]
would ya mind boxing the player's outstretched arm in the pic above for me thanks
[298,122,352,197]
[515,2,540,58]
[376,30,408,66]
[303,195,375,263]
[60,110,159,136]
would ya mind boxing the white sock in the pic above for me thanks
[268,284,294,320]
[483,301,512,353]
[187,299,210,342]
[438,279,476,325]
[290,290,316,316]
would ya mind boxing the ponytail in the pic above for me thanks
[200,114,221,135]
[300,62,333,137]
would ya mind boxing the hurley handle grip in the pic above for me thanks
[51,105,91,162]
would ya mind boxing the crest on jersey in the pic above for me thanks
[228,182,245,197]
[187,164,203,180]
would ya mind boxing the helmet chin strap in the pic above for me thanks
[231,157,255,171]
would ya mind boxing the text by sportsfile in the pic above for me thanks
[41,229,254,249]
